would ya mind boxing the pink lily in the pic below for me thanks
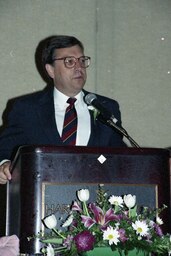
[81,215,96,229]
[71,201,82,212]
[81,203,119,229]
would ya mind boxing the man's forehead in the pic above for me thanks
[54,45,84,57]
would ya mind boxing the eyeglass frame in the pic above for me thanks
[52,56,91,69]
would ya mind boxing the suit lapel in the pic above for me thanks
[36,87,62,144]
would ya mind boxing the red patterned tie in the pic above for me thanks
[61,98,77,145]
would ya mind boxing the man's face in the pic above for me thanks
[45,45,87,97]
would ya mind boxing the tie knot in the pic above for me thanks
[67,97,77,106]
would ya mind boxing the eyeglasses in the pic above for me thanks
[52,56,91,69]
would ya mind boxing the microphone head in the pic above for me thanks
[84,93,97,105]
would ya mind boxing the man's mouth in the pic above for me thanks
[74,75,83,79]
[73,72,84,79]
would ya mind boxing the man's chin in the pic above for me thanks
[74,80,85,88]
[71,84,85,95]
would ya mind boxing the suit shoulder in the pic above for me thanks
[9,86,53,105]
[96,93,118,105]
[83,90,119,106]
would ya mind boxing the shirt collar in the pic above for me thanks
[53,87,85,109]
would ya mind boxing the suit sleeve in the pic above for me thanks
[0,100,28,161]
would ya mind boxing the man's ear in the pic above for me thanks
[45,64,54,79]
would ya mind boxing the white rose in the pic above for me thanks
[124,194,136,208]
[43,214,57,229]
[77,189,90,202]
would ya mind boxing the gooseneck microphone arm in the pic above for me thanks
[84,93,140,148]
[105,118,140,148]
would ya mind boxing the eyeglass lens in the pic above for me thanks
[64,57,90,68]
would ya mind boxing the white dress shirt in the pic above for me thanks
[53,88,91,146]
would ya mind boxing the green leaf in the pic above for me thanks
[41,237,63,244]
[129,205,137,217]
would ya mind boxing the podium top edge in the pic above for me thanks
[16,145,170,156]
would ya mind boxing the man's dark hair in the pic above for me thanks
[42,35,84,65]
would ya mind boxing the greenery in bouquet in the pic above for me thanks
[37,185,170,256]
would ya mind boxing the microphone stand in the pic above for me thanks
[98,114,140,148]
[106,119,140,148]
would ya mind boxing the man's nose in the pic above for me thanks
[74,59,82,69]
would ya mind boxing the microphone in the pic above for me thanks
[84,93,118,124]
[84,93,140,148]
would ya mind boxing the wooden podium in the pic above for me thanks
[5,146,170,255]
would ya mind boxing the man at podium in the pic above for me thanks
[0,35,127,185]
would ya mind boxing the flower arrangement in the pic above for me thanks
[38,185,171,256]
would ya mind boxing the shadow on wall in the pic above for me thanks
[0,35,58,134]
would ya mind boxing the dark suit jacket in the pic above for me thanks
[0,87,127,161]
